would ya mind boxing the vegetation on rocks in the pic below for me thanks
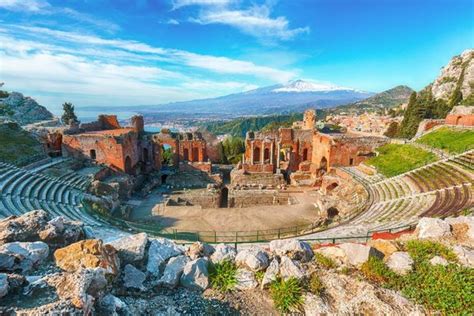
[314,252,336,269]
[269,277,303,313]
[208,260,238,292]
[0,122,46,164]
[416,127,474,154]
[307,272,324,295]
[219,136,245,164]
[366,143,437,177]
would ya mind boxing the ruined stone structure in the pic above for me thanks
[62,115,161,174]
[233,109,388,186]
[153,130,212,173]
[445,105,474,126]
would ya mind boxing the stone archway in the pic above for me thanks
[327,207,339,219]
[253,147,261,163]
[320,157,328,171]
[90,149,96,160]
[302,148,308,161]
[192,147,199,162]
[183,148,189,161]
[326,182,338,192]
[264,148,270,162]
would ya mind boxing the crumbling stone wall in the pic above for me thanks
[228,190,292,208]
[445,106,474,126]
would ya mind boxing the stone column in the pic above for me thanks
[276,142,281,167]
[250,141,254,165]
[270,141,274,165]
[261,142,264,165]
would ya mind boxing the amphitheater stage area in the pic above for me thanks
[129,189,322,232]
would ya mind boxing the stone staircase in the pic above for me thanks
[0,160,103,226]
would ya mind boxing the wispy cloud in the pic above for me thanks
[172,0,234,10]
[0,0,49,12]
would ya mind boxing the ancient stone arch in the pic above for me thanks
[327,207,339,219]
[253,147,261,163]
[183,148,189,161]
[264,148,270,161]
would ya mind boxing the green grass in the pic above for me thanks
[404,240,457,264]
[0,122,46,164]
[416,127,474,154]
[314,252,336,269]
[307,272,325,295]
[366,144,437,177]
[208,260,238,292]
[270,277,304,313]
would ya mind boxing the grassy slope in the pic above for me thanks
[0,123,46,164]
[416,127,474,154]
[366,144,437,177]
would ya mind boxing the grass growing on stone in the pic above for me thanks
[361,241,474,315]
[416,127,474,154]
[0,122,46,164]
[307,272,324,295]
[314,253,336,269]
[270,277,304,313]
[208,260,238,292]
[366,144,437,177]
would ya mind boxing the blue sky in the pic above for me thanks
[0,0,472,112]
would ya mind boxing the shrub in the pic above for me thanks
[208,260,237,292]
[402,262,474,314]
[314,253,336,269]
[405,240,457,264]
[270,277,303,313]
[308,272,324,295]
[360,257,397,286]
[255,270,265,284]
[339,266,351,275]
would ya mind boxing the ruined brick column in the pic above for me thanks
[261,142,264,165]
[270,142,274,164]
[250,141,254,165]
[276,142,281,168]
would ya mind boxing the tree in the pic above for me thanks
[217,142,228,164]
[61,102,78,125]
[384,121,399,138]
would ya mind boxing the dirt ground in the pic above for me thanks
[130,190,321,232]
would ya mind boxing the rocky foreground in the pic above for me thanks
[0,210,473,315]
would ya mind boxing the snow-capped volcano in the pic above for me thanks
[273,79,355,93]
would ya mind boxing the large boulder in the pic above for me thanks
[235,268,258,290]
[445,216,474,246]
[338,243,384,266]
[0,210,49,244]
[98,294,129,315]
[146,238,183,277]
[315,246,346,265]
[0,241,49,272]
[429,256,449,266]
[210,244,237,263]
[367,239,399,258]
[235,247,269,271]
[45,268,108,314]
[158,255,189,288]
[180,258,209,291]
[279,256,305,280]
[261,258,279,289]
[386,252,414,275]
[123,264,146,290]
[54,239,120,275]
[38,216,84,247]
[0,273,8,298]
[186,242,214,260]
[269,239,313,262]
[415,218,452,239]
[107,233,148,266]
[452,245,474,268]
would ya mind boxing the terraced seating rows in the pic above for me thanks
[0,160,103,226]
[342,150,473,229]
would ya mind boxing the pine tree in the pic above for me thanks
[384,121,399,138]
[61,102,78,125]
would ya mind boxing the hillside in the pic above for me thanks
[331,85,414,114]
[0,88,54,125]
[0,122,47,165]
[398,49,474,138]
[138,80,373,117]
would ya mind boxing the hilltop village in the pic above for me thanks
[0,50,473,315]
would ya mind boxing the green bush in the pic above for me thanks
[255,270,265,284]
[314,253,336,269]
[270,277,303,313]
[405,240,457,264]
[308,272,324,295]
[360,257,398,286]
[208,260,237,292]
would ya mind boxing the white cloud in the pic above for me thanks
[172,0,233,10]
[166,19,180,25]
[0,0,49,12]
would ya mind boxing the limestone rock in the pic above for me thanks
[123,264,146,290]
[303,293,331,315]
[38,216,84,247]
[235,268,258,290]
[279,256,305,280]
[429,256,449,266]
[186,242,215,260]
[2,91,54,125]
[107,233,148,266]
[0,273,8,298]
[235,247,269,271]
[269,239,313,262]
[315,246,346,265]
[261,258,279,289]
[158,255,189,288]
[0,210,49,244]
[445,216,474,246]
[415,218,451,239]
[0,241,49,272]
[452,245,474,268]
[146,238,183,277]
[386,252,414,275]
[45,268,108,314]
[98,294,129,316]
[210,244,237,263]
[54,239,120,275]
[180,258,209,291]
[338,243,384,266]
[367,239,399,258]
